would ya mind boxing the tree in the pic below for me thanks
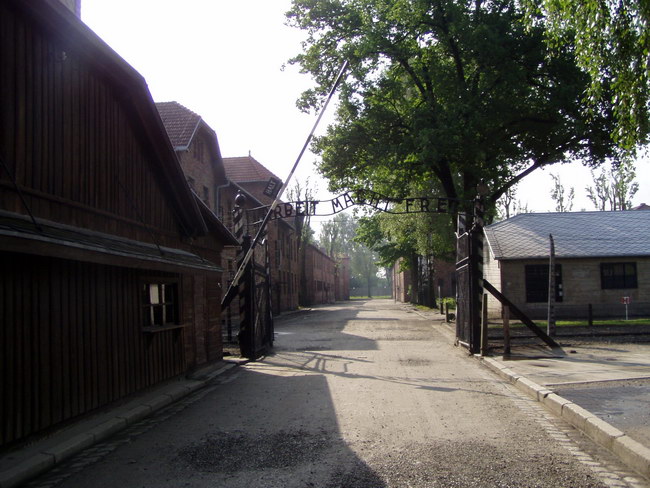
[524,0,650,148]
[496,187,529,220]
[286,0,622,219]
[319,212,384,298]
[286,178,317,306]
[586,160,639,211]
[319,212,356,258]
[550,173,575,212]
[354,189,456,303]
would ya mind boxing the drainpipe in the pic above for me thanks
[215,180,231,220]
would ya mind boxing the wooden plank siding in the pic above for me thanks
[0,252,188,447]
[0,3,180,243]
[0,2,229,448]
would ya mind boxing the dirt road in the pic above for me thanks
[30,299,648,488]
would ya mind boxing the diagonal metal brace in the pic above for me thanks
[483,279,560,349]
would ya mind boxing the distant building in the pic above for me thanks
[222,155,301,314]
[392,257,455,305]
[303,245,337,305]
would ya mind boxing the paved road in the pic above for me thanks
[26,300,649,488]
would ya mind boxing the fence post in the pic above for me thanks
[481,293,489,356]
[503,305,511,357]
[547,234,556,337]
[469,196,485,353]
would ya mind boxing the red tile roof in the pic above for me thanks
[155,101,201,149]
[222,156,282,184]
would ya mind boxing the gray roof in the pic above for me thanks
[483,211,650,260]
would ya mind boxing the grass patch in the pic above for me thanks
[488,318,650,328]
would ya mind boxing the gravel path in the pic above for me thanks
[32,300,648,488]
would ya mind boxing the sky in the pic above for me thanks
[80,0,650,227]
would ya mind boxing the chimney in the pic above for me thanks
[57,0,81,18]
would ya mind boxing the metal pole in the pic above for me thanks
[547,234,556,337]
[481,293,489,356]
[503,306,511,357]
[221,61,348,308]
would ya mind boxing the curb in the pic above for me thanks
[0,362,237,488]
[481,357,650,480]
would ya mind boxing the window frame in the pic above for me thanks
[524,264,563,303]
[600,262,638,289]
[141,279,182,332]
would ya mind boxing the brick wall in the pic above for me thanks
[303,244,336,305]
[494,256,650,319]
[177,130,217,211]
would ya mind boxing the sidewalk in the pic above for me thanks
[411,305,650,481]
[0,362,239,488]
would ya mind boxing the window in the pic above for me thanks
[525,264,563,303]
[142,282,179,328]
[601,262,637,289]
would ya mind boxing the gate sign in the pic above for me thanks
[263,177,282,198]
[269,189,460,220]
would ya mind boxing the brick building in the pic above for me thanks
[483,211,650,319]
[154,105,343,313]
[156,102,224,212]
[335,256,351,301]
[302,244,337,305]
[222,156,301,314]
[392,257,455,305]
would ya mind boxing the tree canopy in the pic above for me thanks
[525,0,650,149]
[286,0,624,212]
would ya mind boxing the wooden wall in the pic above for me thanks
[0,252,190,447]
[0,2,181,244]
[0,3,227,448]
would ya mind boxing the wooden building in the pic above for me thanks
[0,0,237,448]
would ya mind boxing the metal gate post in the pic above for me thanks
[264,237,274,347]
[238,235,255,358]
[468,197,485,354]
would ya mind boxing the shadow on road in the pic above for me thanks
[171,368,387,487]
